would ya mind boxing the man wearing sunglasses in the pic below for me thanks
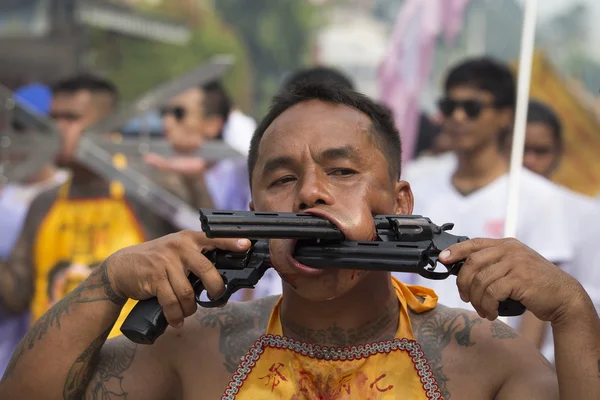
[144,80,252,213]
[398,58,574,332]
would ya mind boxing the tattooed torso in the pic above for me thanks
[165,298,522,400]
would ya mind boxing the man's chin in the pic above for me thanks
[278,269,366,303]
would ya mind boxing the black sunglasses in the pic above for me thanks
[438,98,496,119]
[160,106,186,122]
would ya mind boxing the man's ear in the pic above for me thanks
[249,201,255,211]
[202,116,225,140]
[499,108,514,131]
[394,180,414,215]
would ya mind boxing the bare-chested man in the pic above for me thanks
[0,83,598,399]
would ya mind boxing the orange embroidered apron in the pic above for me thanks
[222,278,443,399]
[32,180,142,338]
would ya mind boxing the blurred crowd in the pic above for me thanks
[1,54,599,376]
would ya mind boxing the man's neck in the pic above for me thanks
[67,162,106,189]
[452,144,508,195]
[279,272,399,347]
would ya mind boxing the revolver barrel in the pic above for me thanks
[200,209,345,240]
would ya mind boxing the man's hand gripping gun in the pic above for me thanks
[121,209,526,344]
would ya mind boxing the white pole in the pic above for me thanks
[503,0,539,239]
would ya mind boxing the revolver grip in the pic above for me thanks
[121,298,167,345]
[450,261,527,317]
[498,298,527,317]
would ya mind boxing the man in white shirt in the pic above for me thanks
[397,59,573,332]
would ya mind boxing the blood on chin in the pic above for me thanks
[277,265,367,301]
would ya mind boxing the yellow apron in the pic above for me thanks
[222,278,443,399]
[32,180,141,338]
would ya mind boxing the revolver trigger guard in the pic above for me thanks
[448,261,464,276]
[197,283,234,308]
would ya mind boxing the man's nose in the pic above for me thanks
[449,107,469,123]
[523,152,538,170]
[56,120,73,136]
[296,171,335,211]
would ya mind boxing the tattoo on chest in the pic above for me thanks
[281,304,399,348]
[197,298,275,373]
[411,308,483,400]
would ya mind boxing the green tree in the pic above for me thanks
[89,3,254,112]
[214,1,321,116]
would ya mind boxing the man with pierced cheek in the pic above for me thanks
[1,83,599,400]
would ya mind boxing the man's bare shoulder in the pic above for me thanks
[409,304,556,399]
[166,296,279,371]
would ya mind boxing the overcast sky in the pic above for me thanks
[520,0,599,25]
[518,0,600,50]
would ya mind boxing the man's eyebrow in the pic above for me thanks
[261,156,295,176]
[319,146,361,162]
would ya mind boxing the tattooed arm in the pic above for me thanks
[0,263,178,400]
[410,305,558,400]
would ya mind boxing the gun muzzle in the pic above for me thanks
[199,209,345,240]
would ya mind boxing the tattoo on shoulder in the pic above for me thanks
[82,338,138,399]
[1,262,124,381]
[197,297,276,373]
[410,307,483,400]
[490,320,519,339]
[62,326,113,399]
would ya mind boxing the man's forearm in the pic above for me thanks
[182,175,215,209]
[519,311,546,349]
[0,261,126,398]
[552,293,600,398]
[0,264,31,314]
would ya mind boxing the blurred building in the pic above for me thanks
[313,4,388,98]
[0,0,190,89]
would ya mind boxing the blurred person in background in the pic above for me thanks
[146,80,252,211]
[502,99,600,364]
[0,83,69,376]
[4,75,176,341]
[146,79,254,301]
[397,58,574,336]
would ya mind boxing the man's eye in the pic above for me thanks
[330,169,357,176]
[271,176,296,186]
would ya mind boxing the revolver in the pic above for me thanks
[121,209,526,344]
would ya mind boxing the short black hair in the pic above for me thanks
[200,80,232,120]
[248,82,401,186]
[445,57,516,110]
[527,99,563,148]
[281,66,355,92]
[200,80,232,138]
[51,74,119,105]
